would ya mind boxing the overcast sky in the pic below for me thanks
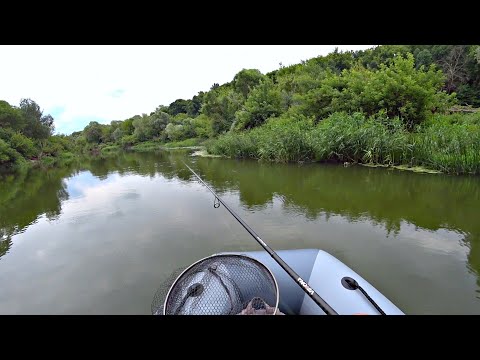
[0,45,375,135]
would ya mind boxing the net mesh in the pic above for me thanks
[162,254,279,315]
[151,266,187,315]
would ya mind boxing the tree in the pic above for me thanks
[150,111,170,137]
[0,101,25,131]
[9,132,36,157]
[234,78,282,130]
[201,88,244,134]
[84,121,103,143]
[355,45,409,70]
[168,99,190,116]
[0,138,19,166]
[192,114,212,138]
[150,108,171,128]
[164,123,184,141]
[18,98,54,139]
[415,49,433,69]
[233,69,266,98]
[311,47,356,73]
[121,117,135,135]
[41,114,55,133]
[301,53,455,128]
[438,46,469,92]
[408,45,480,106]
[112,128,123,142]
[132,114,152,142]
[187,92,205,116]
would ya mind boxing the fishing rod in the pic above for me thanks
[183,162,338,315]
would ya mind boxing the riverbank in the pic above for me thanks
[0,141,470,177]
[0,152,78,175]
[203,112,480,176]
[187,148,445,175]
[5,111,480,177]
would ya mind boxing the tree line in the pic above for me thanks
[1,45,480,174]
[0,98,73,171]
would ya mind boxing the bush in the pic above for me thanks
[40,156,56,167]
[192,114,213,139]
[0,127,15,142]
[0,138,26,170]
[120,134,137,149]
[301,54,456,129]
[234,78,282,130]
[0,129,37,158]
[10,132,37,157]
[59,152,76,162]
[40,138,64,156]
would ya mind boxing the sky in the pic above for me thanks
[0,45,375,135]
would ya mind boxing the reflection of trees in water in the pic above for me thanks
[464,233,480,295]
[0,231,12,257]
[191,157,480,235]
[45,182,70,221]
[83,151,190,181]
[0,150,194,259]
[187,156,480,284]
[0,164,77,258]
[2,150,480,285]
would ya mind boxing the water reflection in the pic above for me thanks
[2,150,480,270]
[1,150,479,313]
[191,157,480,267]
[0,164,77,257]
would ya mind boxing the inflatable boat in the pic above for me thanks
[153,248,404,315]
[221,248,404,315]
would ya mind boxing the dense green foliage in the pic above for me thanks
[2,45,480,175]
[0,99,73,171]
[299,54,454,128]
[207,111,480,175]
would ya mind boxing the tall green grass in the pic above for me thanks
[207,114,315,162]
[257,115,315,162]
[309,112,411,165]
[425,112,480,126]
[100,145,120,155]
[207,111,480,175]
[412,122,480,174]
[206,131,260,159]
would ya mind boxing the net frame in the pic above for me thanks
[163,253,280,315]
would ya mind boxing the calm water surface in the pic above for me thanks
[1,151,479,314]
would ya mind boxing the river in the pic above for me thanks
[1,150,479,314]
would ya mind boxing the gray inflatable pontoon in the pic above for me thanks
[221,249,404,315]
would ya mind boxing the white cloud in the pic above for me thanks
[0,45,375,134]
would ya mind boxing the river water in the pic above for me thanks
[1,150,479,314]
